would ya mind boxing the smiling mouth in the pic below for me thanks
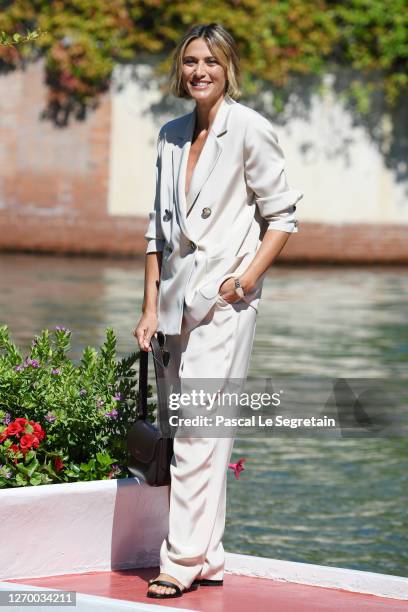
[191,81,212,88]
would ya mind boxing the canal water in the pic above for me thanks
[0,253,407,577]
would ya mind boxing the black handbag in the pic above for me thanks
[126,331,174,486]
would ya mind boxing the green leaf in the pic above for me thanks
[29,474,42,486]
[15,474,27,486]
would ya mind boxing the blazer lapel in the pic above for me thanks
[186,131,221,215]
[172,97,235,236]
[172,109,196,239]
[186,97,233,217]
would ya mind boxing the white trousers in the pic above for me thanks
[159,293,258,589]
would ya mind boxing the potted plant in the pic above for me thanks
[0,324,155,488]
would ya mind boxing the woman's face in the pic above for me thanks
[181,38,227,104]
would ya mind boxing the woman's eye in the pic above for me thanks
[183,59,218,66]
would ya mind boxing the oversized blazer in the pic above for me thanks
[144,96,303,335]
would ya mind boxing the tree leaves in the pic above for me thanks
[1,1,406,122]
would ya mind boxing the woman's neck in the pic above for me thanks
[194,95,225,133]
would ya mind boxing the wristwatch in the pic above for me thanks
[234,277,245,298]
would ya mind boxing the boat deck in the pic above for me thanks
[8,567,407,611]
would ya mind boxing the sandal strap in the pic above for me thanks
[149,580,182,594]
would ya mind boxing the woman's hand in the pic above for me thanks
[218,273,256,304]
[133,309,158,352]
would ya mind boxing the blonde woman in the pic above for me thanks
[134,22,303,599]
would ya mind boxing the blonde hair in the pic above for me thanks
[169,23,241,99]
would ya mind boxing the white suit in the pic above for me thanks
[145,96,303,334]
[144,96,303,589]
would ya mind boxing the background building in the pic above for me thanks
[1,60,406,262]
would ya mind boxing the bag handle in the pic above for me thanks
[137,331,169,424]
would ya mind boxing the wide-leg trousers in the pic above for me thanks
[159,292,258,589]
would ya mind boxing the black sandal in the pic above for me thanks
[147,579,198,599]
[192,578,224,586]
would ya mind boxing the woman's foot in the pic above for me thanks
[147,573,186,597]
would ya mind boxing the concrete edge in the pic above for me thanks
[0,581,197,612]
[225,552,408,601]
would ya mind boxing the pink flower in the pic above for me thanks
[25,358,40,368]
[228,457,246,479]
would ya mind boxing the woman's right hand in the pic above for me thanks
[133,310,158,352]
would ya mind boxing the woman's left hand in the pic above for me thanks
[218,274,256,304]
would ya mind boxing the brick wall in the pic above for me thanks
[0,61,407,263]
[0,212,407,263]
[0,60,111,236]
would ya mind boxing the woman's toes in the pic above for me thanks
[148,582,177,596]
[147,572,183,596]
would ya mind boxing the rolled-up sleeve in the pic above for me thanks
[244,113,303,233]
[144,129,165,254]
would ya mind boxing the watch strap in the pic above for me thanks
[234,277,245,298]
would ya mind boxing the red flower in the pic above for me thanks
[1,419,46,446]
[228,457,246,479]
[1,418,45,459]
[20,433,38,452]
[5,443,20,464]
[31,422,45,441]
[6,422,23,436]
[54,457,64,472]
[14,418,28,427]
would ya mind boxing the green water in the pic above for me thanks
[0,253,407,577]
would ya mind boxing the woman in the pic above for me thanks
[134,23,303,599]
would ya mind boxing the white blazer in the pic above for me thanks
[144,96,303,335]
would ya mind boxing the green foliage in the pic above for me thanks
[0,29,44,46]
[330,0,408,107]
[0,324,156,488]
[0,1,406,121]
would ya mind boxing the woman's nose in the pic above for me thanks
[194,61,207,77]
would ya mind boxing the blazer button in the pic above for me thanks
[163,209,172,221]
[189,241,196,251]
[201,207,211,219]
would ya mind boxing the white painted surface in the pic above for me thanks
[0,478,169,580]
[107,64,166,217]
[107,65,407,225]
[2,477,407,601]
[0,582,196,612]
[225,551,408,600]
[281,74,406,225]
